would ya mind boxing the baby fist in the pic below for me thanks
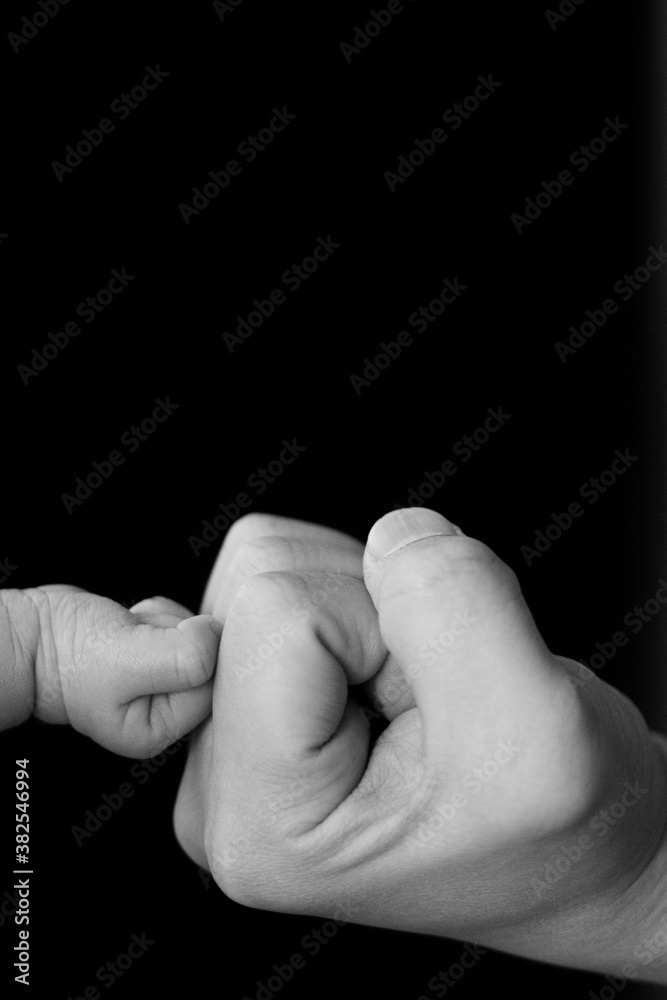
[25,585,222,757]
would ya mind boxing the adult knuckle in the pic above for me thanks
[217,876,263,908]
[213,853,314,912]
[231,535,299,580]
[388,536,519,602]
[231,571,304,621]
[211,863,269,909]
[173,801,200,864]
[223,512,277,548]
[206,828,272,908]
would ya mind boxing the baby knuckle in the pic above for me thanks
[174,640,211,688]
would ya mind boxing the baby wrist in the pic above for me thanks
[0,588,41,730]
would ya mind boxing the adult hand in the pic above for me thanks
[173,511,376,868]
[174,509,667,980]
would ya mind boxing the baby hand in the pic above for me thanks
[4,585,222,757]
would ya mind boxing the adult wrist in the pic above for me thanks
[485,728,667,983]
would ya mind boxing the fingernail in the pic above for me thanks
[197,615,223,640]
[366,509,462,561]
[206,617,223,640]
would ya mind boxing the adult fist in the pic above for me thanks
[174,509,667,979]
[173,511,374,868]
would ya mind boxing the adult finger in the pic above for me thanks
[200,513,364,621]
[363,509,567,765]
[205,569,388,886]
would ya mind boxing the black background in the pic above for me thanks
[2,0,667,997]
